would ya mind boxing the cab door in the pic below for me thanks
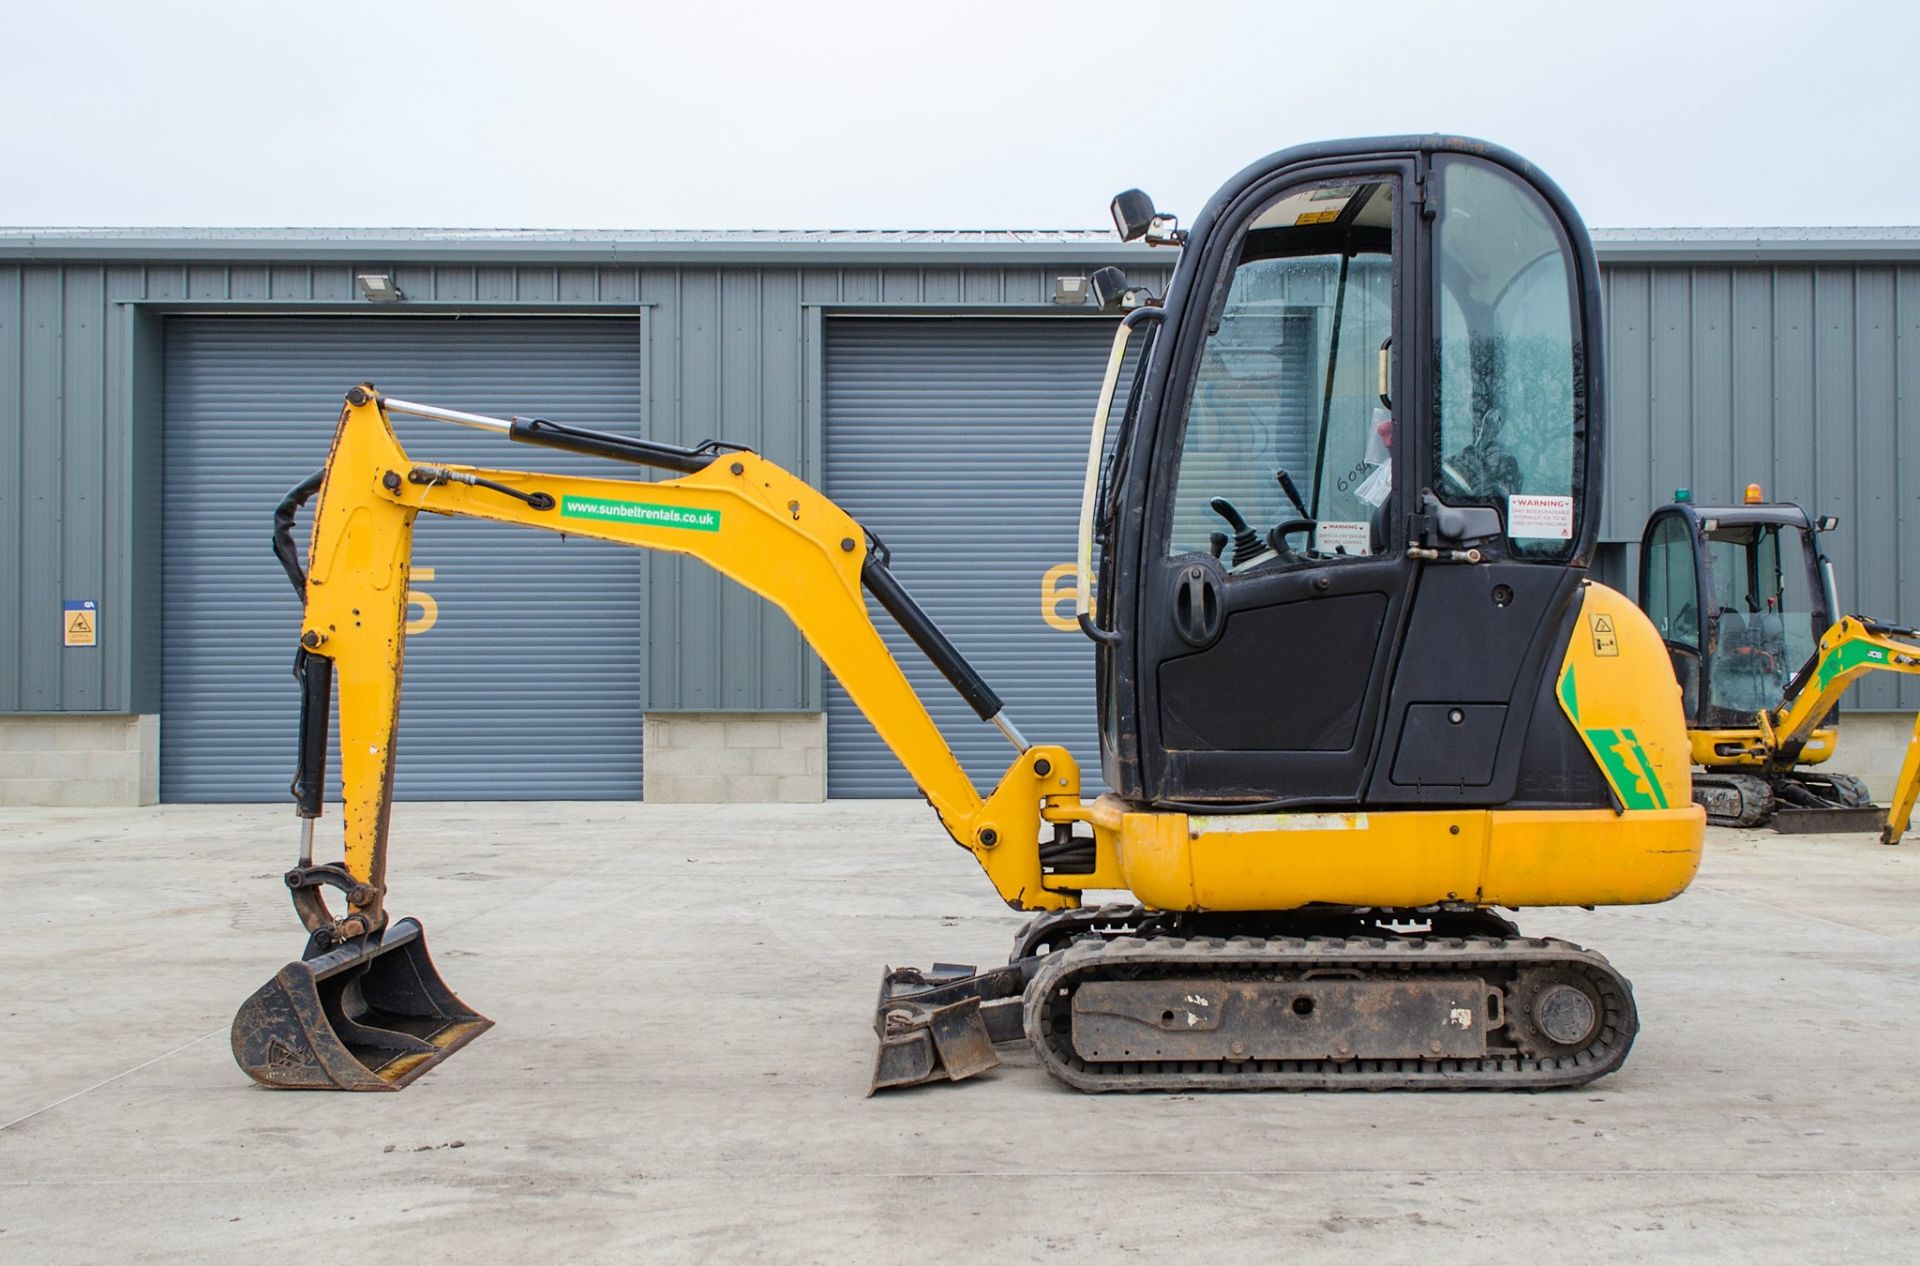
[1641,506,1707,722]
[1136,163,1418,802]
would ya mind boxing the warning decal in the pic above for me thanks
[63,600,97,648]
[1508,493,1575,540]
[1314,520,1372,556]
[1589,613,1618,657]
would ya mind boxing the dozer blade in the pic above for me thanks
[1771,806,1890,835]
[867,962,1023,1094]
[1769,772,1885,834]
[231,918,491,1090]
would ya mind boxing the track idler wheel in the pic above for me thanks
[231,918,491,1090]
[1504,965,1605,1058]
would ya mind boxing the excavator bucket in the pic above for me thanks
[231,918,491,1090]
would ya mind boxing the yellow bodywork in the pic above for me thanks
[1047,581,1704,911]
[1076,800,1700,911]
[303,393,1702,938]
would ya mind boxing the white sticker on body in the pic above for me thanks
[1188,812,1369,838]
[1507,493,1574,540]
[1316,520,1372,556]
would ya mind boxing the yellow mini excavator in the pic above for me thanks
[1639,488,1920,840]
[231,136,1705,1095]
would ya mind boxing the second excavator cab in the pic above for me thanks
[1637,492,1888,829]
[1641,495,1838,727]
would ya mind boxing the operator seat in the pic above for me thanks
[1713,609,1785,714]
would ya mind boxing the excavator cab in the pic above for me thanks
[1639,496,1839,731]
[1083,141,1609,810]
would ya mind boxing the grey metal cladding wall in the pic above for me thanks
[638,268,813,713]
[1,256,1163,717]
[1602,263,1920,709]
[0,264,118,713]
[37,246,1920,721]
[161,316,646,800]
[823,317,1127,796]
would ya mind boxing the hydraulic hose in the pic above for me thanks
[273,469,327,597]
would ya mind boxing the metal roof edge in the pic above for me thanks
[0,234,1163,267]
[1592,230,1920,264]
[3,227,1918,266]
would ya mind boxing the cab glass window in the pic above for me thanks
[1432,157,1581,558]
[1642,513,1703,712]
[1703,523,1822,714]
[1644,515,1699,647]
[1165,180,1396,565]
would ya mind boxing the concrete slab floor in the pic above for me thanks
[2,801,1918,1264]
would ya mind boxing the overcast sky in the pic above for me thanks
[3,1,1911,231]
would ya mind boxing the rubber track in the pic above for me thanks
[1693,771,1774,829]
[1009,902,1161,962]
[1022,934,1636,1092]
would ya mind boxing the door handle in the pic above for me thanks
[1172,564,1224,648]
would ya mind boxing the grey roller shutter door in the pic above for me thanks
[824,317,1124,797]
[162,316,646,801]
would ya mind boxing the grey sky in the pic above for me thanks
[3,1,1910,231]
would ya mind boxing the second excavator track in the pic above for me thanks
[1022,933,1636,1092]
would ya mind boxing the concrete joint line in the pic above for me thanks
[0,1028,222,1134]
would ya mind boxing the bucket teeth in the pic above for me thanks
[231,918,491,1091]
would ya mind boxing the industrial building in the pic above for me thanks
[2,225,1917,805]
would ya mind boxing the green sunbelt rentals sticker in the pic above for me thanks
[560,496,721,532]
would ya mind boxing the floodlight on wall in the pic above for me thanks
[357,273,403,303]
[1052,276,1089,305]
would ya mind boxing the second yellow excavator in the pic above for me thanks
[231,136,1705,1097]
[1639,489,1920,840]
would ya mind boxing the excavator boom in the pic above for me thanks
[231,388,1089,1090]
[285,388,1081,913]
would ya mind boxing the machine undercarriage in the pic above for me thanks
[873,906,1632,1094]
[1691,768,1880,832]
